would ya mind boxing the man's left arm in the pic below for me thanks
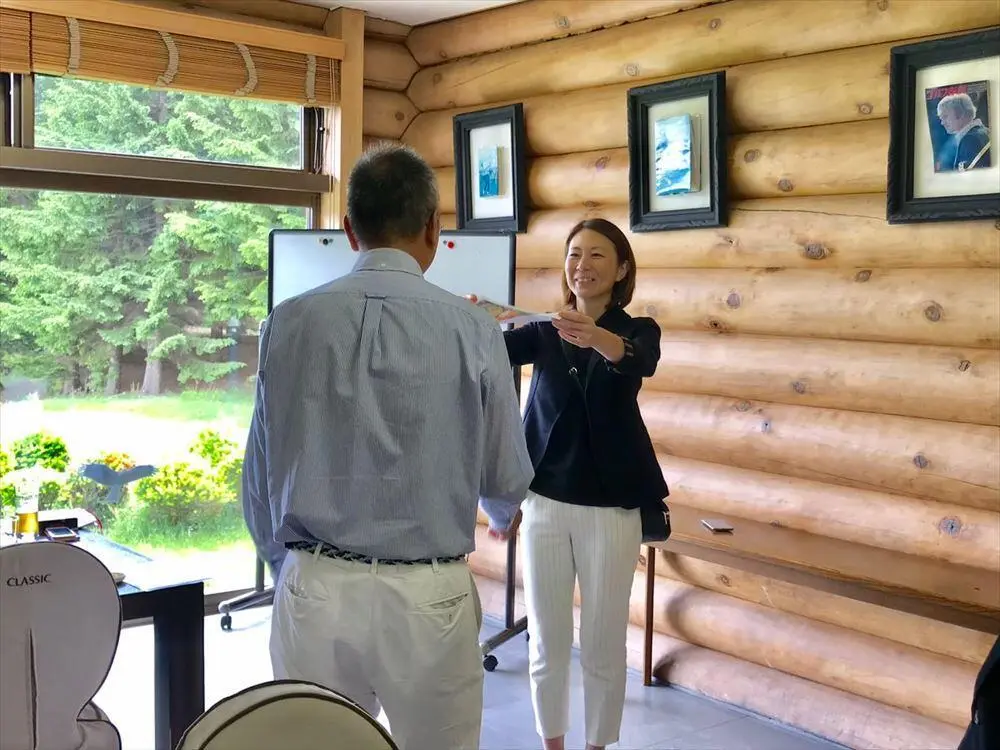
[240,317,286,580]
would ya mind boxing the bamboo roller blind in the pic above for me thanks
[0,9,340,105]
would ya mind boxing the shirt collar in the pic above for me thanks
[956,118,983,140]
[351,248,423,276]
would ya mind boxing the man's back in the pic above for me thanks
[257,248,529,560]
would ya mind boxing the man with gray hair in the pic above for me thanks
[937,92,991,171]
[241,143,532,749]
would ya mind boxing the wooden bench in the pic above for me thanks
[642,506,1000,686]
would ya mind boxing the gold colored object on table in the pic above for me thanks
[14,509,39,537]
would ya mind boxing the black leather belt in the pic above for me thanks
[286,540,465,566]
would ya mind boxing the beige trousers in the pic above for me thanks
[269,547,484,750]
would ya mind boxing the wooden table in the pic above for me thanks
[642,531,1000,687]
[4,530,206,750]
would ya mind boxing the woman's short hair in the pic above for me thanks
[561,218,638,310]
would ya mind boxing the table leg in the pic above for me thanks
[643,545,656,687]
[153,583,205,750]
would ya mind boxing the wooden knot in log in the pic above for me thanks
[938,516,962,536]
[803,243,828,260]
[709,17,722,30]
[644,304,658,317]
[876,0,889,10]
[854,269,872,282]
[721,235,738,246]
[726,291,741,309]
[858,102,874,115]
[432,72,443,84]
[594,156,610,170]
[717,574,731,587]
[994,219,1000,230]
[777,178,794,192]
[705,317,728,332]
[394,111,405,121]
[913,453,930,469]
[769,519,785,528]
[625,63,640,77]
[760,420,772,433]
[556,15,570,29]
[735,400,752,412]
[958,359,972,372]
[924,302,944,322]
[743,149,760,163]
[791,380,807,394]
[637,553,647,568]
[583,200,599,209]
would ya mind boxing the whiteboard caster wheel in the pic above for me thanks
[483,654,498,672]
[221,614,232,631]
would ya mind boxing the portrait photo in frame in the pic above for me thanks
[452,103,528,232]
[626,71,728,232]
[887,27,1000,224]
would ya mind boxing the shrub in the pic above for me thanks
[216,455,243,498]
[189,429,237,469]
[0,448,12,513]
[0,447,11,480]
[133,461,227,528]
[12,432,70,472]
[56,451,138,520]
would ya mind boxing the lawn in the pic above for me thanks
[1,389,262,593]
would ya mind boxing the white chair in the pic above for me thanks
[0,541,123,750]
[175,680,399,750]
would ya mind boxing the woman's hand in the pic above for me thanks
[551,309,602,347]
[487,509,522,541]
[552,310,626,362]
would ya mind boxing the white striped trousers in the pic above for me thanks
[521,491,642,747]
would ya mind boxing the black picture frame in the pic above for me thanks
[887,28,1000,224]
[626,71,728,232]
[452,103,528,233]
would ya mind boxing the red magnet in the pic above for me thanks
[446,241,455,248]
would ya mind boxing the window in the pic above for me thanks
[33,75,306,170]
[0,187,306,593]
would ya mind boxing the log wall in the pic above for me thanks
[362,20,417,145]
[403,0,1000,746]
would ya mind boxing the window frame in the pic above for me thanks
[1,74,325,606]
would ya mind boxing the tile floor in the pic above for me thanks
[95,607,847,750]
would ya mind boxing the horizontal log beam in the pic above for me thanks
[406,0,719,66]
[650,331,1000,426]
[407,0,999,110]
[514,267,1000,349]
[659,456,1000,570]
[656,552,997,665]
[637,391,999,509]
[665,503,1000,613]
[364,15,410,43]
[634,571,977,725]
[362,88,417,140]
[403,42,895,167]
[512,197,1000,269]
[493,120,889,211]
[363,39,418,91]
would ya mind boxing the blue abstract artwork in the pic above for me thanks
[654,114,700,196]
[477,145,501,198]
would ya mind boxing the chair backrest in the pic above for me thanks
[175,680,399,750]
[0,541,122,750]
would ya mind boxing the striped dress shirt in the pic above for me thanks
[241,248,533,574]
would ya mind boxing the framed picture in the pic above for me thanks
[887,28,1000,224]
[626,71,728,232]
[452,103,528,233]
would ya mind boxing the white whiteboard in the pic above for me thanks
[268,230,515,312]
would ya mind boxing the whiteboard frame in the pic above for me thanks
[266,229,517,314]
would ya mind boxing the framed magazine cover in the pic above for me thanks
[887,28,1000,224]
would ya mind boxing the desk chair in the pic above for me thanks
[175,680,399,750]
[0,540,123,750]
